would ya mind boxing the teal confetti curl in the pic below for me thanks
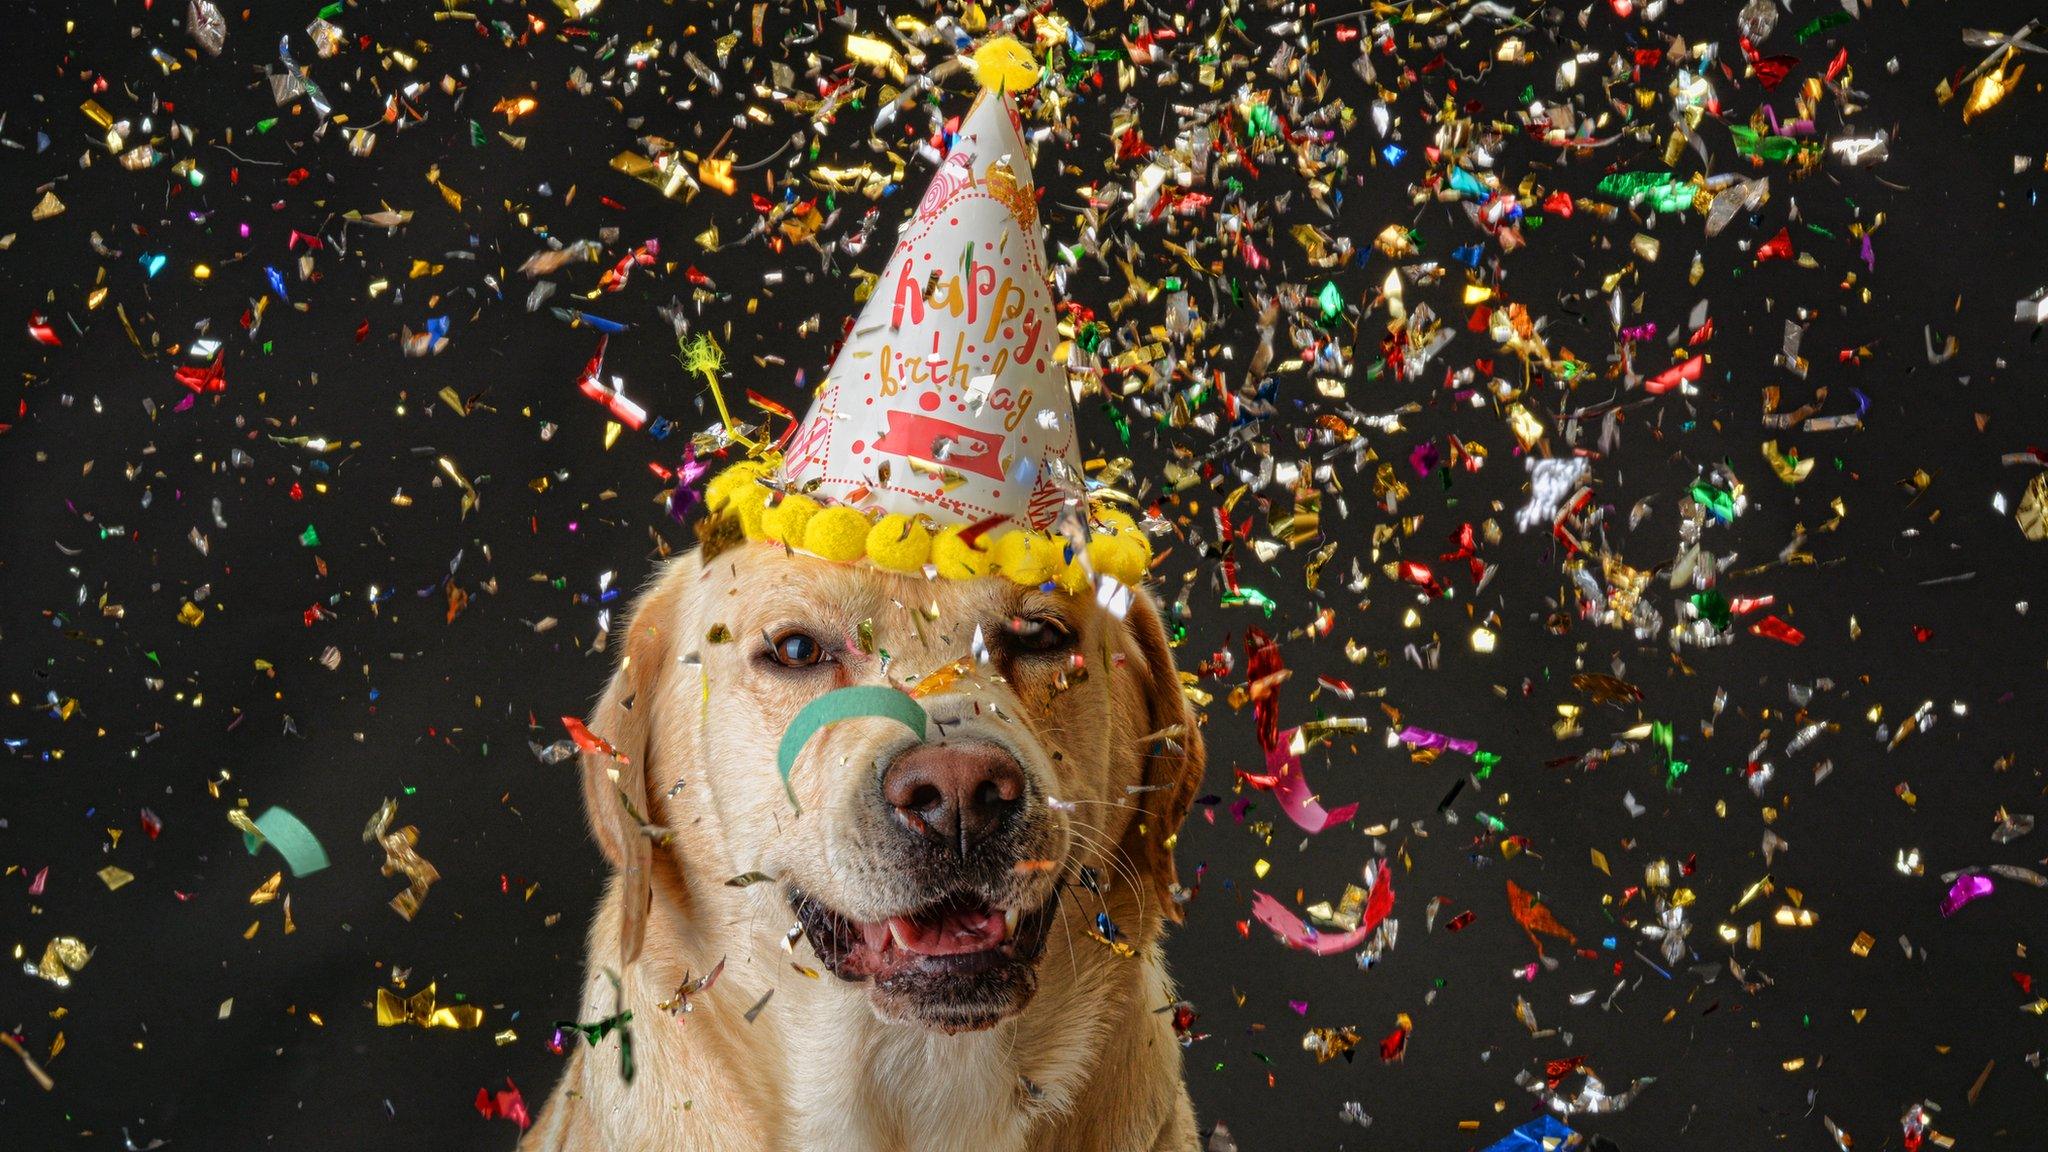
[242,806,331,877]
[775,686,930,813]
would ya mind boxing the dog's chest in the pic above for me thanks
[786,1014,1054,1152]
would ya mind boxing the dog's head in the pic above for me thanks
[578,542,1203,1034]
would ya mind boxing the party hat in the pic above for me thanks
[704,80,1150,590]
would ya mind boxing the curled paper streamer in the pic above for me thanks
[239,806,330,877]
[1267,728,1358,834]
[1940,873,1994,917]
[776,686,930,812]
[1396,725,1479,756]
[1252,869,1395,956]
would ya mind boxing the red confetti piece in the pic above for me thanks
[475,1078,531,1129]
[1749,615,1805,645]
[562,715,629,764]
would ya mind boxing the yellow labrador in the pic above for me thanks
[524,539,1205,1151]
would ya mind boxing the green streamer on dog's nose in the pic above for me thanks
[776,686,930,813]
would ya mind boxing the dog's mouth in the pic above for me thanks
[791,887,1056,983]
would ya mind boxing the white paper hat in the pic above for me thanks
[705,85,1150,590]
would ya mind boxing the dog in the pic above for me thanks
[523,538,1206,1151]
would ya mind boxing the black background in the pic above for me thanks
[5,0,2048,1149]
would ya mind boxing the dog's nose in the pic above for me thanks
[882,742,1025,853]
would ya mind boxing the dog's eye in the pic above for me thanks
[1004,614,1075,656]
[763,629,828,669]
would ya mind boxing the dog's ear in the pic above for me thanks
[581,554,698,967]
[1115,587,1206,927]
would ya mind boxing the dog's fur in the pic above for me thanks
[523,541,1204,1151]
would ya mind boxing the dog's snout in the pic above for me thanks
[882,742,1025,853]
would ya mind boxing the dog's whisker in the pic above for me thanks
[1061,827,1155,944]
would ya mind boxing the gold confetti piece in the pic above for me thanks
[1252,858,1271,879]
[97,866,135,891]
[1850,931,1875,957]
[364,798,440,921]
[1590,848,1610,876]
[1961,50,2023,123]
[376,982,485,1030]
[698,156,735,195]
[1967,1059,1994,1105]
[1087,929,1138,958]
[2018,472,2048,541]
[844,33,907,81]
[495,1029,519,1046]
[31,191,67,221]
[227,808,263,843]
[219,999,234,1020]
[28,938,91,988]
[249,871,283,906]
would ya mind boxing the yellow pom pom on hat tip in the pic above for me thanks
[867,513,932,573]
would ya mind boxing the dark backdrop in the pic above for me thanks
[5,0,2047,1149]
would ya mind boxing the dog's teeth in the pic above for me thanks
[1002,907,1021,935]
[888,919,915,951]
[862,921,891,953]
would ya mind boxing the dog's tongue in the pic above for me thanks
[887,906,1007,956]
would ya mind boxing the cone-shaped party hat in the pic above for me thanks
[704,81,1150,590]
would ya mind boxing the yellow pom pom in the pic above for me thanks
[1092,505,1139,534]
[762,495,821,545]
[972,36,1041,94]
[930,527,990,580]
[993,530,1063,586]
[730,484,775,541]
[805,506,872,563]
[1053,549,1093,594]
[1088,534,1150,587]
[703,462,766,516]
[729,489,769,539]
[867,514,932,573]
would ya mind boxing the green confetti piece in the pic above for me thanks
[255,117,278,134]
[1220,588,1276,616]
[1727,125,1816,164]
[299,524,320,547]
[1690,589,1732,633]
[469,119,486,148]
[243,806,331,877]
[317,1,345,19]
[776,686,930,813]
[1596,170,1677,198]
[1473,750,1500,780]
[1316,280,1343,322]
[1795,11,1853,42]
[1687,480,1737,523]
